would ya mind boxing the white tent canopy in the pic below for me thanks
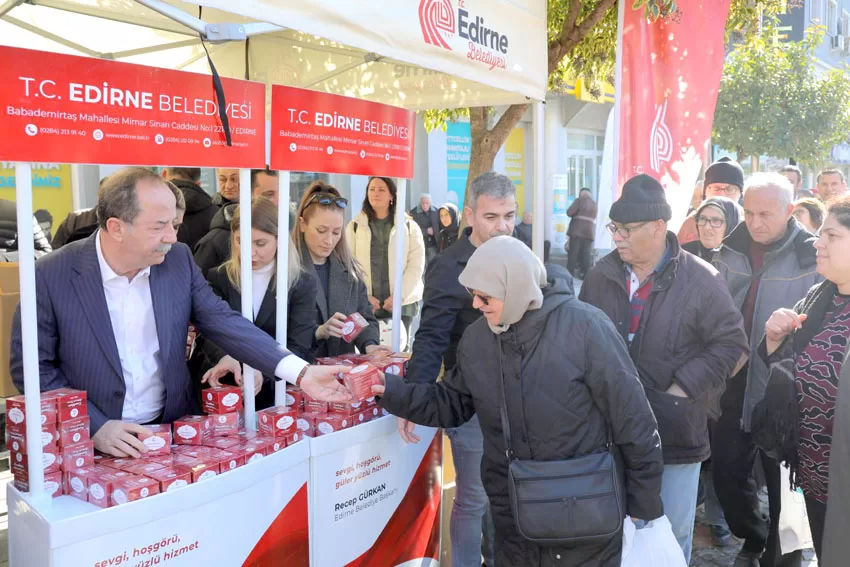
[0,0,546,111]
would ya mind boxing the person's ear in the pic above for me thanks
[105,218,125,242]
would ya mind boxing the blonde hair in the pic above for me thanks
[223,197,302,292]
[293,181,362,280]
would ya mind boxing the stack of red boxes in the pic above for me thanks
[6,389,92,497]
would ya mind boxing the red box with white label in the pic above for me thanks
[303,393,329,414]
[203,436,242,450]
[11,445,60,475]
[5,395,57,431]
[98,457,135,471]
[58,441,95,470]
[13,470,64,497]
[341,312,368,343]
[329,401,364,416]
[314,357,347,366]
[202,386,243,414]
[372,358,405,377]
[218,452,246,472]
[257,406,298,438]
[43,388,88,422]
[297,411,324,437]
[137,424,172,455]
[343,363,382,402]
[264,437,286,454]
[354,409,373,426]
[284,387,304,411]
[286,431,303,446]
[145,467,192,493]
[209,412,242,437]
[64,465,111,500]
[120,459,167,477]
[6,423,58,454]
[173,415,212,445]
[316,413,350,436]
[185,459,220,482]
[339,353,371,365]
[235,440,268,464]
[87,471,137,508]
[57,416,90,448]
[111,476,160,506]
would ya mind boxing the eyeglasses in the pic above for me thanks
[304,192,348,211]
[465,287,491,306]
[707,186,741,197]
[606,222,650,238]
[695,216,726,229]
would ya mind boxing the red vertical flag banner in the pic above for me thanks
[616,0,732,229]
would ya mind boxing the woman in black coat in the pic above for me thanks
[438,203,459,251]
[201,197,317,410]
[682,196,742,261]
[374,236,665,567]
[293,181,385,359]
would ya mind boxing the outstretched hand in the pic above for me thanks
[299,365,356,403]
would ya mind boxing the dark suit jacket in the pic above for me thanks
[10,233,296,435]
[201,266,317,409]
[303,251,380,359]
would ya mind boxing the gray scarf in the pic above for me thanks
[458,236,546,334]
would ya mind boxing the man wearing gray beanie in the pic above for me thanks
[580,173,748,563]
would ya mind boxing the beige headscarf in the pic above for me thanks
[458,235,547,334]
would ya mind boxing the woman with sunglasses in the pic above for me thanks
[294,182,385,359]
[347,177,425,348]
[199,197,318,410]
[682,197,743,261]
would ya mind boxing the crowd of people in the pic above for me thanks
[6,158,850,567]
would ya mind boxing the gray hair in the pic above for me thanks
[744,172,794,208]
[468,172,515,210]
[97,167,178,229]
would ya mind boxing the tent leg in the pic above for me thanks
[0,0,22,19]
[391,179,407,352]
[274,170,291,407]
[238,169,257,427]
[532,102,545,261]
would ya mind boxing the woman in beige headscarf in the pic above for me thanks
[372,236,664,567]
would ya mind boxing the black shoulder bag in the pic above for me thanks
[497,341,625,546]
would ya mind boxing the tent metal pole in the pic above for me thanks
[238,169,257,428]
[3,16,102,57]
[33,0,196,36]
[0,0,22,19]
[532,101,545,261]
[391,179,407,352]
[134,0,206,36]
[274,170,291,407]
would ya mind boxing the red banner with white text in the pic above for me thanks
[270,86,416,178]
[0,46,265,168]
[617,0,732,228]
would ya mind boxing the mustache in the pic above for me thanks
[154,244,173,254]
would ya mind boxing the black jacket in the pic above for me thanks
[174,179,216,251]
[380,273,664,567]
[303,251,380,359]
[52,208,98,250]
[410,206,440,249]
[211,193,236,208]
[201,266,317,409]
[515,222,533,248]
[580,233,748,464]
[193,204,235,273]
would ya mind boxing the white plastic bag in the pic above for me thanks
[778,464,814,554]
[621,516,688,567]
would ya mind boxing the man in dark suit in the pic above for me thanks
[11,167,350,458]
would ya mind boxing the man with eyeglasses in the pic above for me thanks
[580,174,747,564]
[711,173,822,567]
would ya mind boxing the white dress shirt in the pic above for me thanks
[96,232,165,424]
[252,262,275,319]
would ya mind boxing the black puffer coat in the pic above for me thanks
[193,203,235,273]
[380,272,664,567]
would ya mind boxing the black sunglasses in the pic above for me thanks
[304,192,348,210]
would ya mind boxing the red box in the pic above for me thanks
[120,460,167,477]
[13,470,63,497]
[137,424,172,455]
[64,465,111,500]
[99,457,135,471]
[87,471,136,508]
[372,358,405,377]
[341,312,368,343]
[145,467,192,493]
[339,353,370,364]
[329,401,365,416]
[219,452,246,472]
[203,436,242,450]
[173,416,212,445]
[314,357,346,366]
[209,412,242,437]
[57,416,90,448]
[297,411,324,437]
[11,445,60,474]
[111,476,160,506]
[265,437,286,454]
[343,364,382,402]
[6,423,58,454]
[257,406,298,438]
[58,441,95,470]
[44,389,88,422]
[184,459,220,482]
[285,431,303,446]
[353,409,372,426]
[236,440,268,464]
[316,413,350,436]
[284,387,304,411]
[202,386,243,414]
[6,395,58,431]
[303,393,329,414]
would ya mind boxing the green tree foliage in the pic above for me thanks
[713,23,850,166]
[422,0,794,215]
